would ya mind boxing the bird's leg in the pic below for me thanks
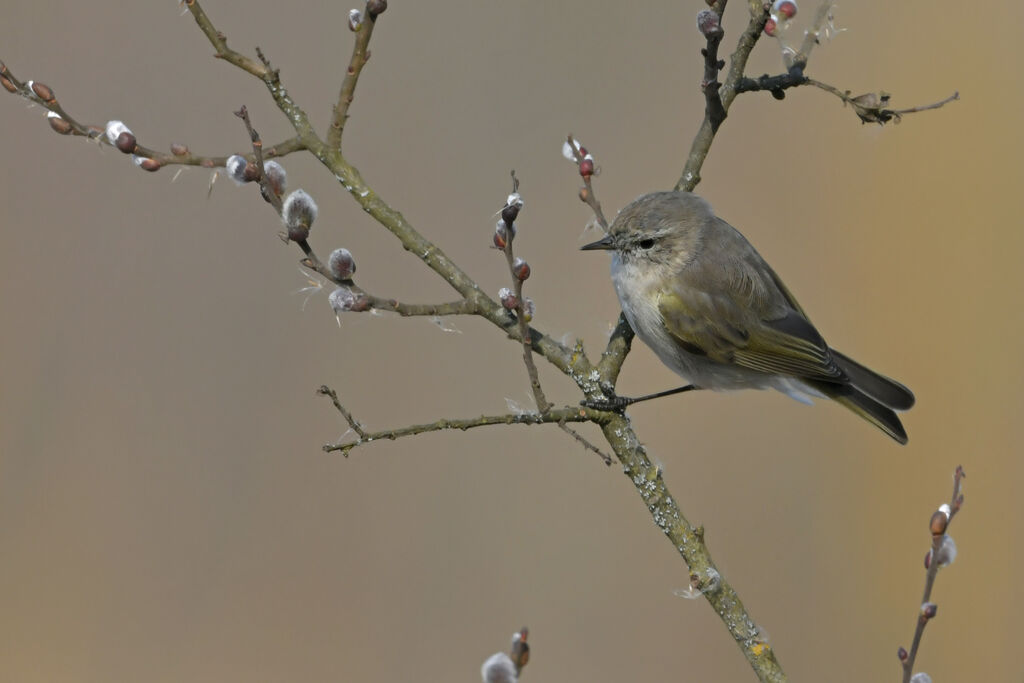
[581,385,699,412]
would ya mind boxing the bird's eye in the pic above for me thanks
[638,238,655,250]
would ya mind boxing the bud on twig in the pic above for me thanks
[929,508,948,536]
[366,0,387,20]
[920,602,937,620]
[348,9,363,31]
[282,189,318,241]
[764,17,778,36]
[328,248,357,280]
[498,287,518,311]
[0,75,15,93]
[494,220,516,249]
[512,257,530,281]
[105,121,136,154]
[47,111,72,135]
[772,0,797,19]
[263,160,287,197]
[134,157,161,172]
[170,142,189,156]
[696,9,722,38]
[934,534,957,567]
[30,81,54,102]
[898,646,909,662]
[225,154,251,185]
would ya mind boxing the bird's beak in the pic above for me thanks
[580,234,615,251]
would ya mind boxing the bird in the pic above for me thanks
[581,190,915,444]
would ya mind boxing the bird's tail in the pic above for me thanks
[815,350,915,445]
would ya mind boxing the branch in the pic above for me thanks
[183,0,268,78]
[599,414,786,681]
[498,173,551,414]
[899,466,965,683]
[676,0,769,191]
[186,0,322,147]
[317,385,605,456]
[0,61,307,171]
[326,3,385,151]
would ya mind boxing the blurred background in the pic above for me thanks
[1,2,1019,681]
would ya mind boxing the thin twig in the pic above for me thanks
[557,423,613,466]
[186,1,323,147]
[318,390,606,456]
[699,0,729,132]
[501,172,551,414]
[0,61,307,169]
[566,135,608,231]
[317,385,368,439]
[183,0,268,78]
[901,466,965,683]
[326,8,379,151]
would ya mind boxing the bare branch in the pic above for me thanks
[183,0,268,78]
[186,0,322,146]
[326,6,381,151]
[317,387,606,457]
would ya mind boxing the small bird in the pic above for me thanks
[581,191,914,444]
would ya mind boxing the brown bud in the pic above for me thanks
[578,187,590,203]
[512,257,531,281]
[48,113,72,135]
[923,549,932,569]
[921,602,937,619]
[579,157,594,177]
[764,17,777,36]
[928,509,948,536]
[242,161,261,183]
[0,75,16,93]
[31,81,54,102]
[138,158,162,172]
[366,0,387,19]
[170,142,189,156]
[897,646,908,662]
[115,131,137,154]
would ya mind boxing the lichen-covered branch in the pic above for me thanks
[599,414,787,682]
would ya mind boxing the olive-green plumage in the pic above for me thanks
[582,191,914,444]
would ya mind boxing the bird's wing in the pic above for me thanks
[656,230,845,383]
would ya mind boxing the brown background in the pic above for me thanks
[1,2,1020,681]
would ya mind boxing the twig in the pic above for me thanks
[234,105,283,212]
[182,0,268,78]
[317,385,368,439]
[698,1,729,132]
[326,5,380,151]
[900,466,965,683]
[186,1,322,146]
[317,389,606,456]
[675,1,768,191]
[557,423,613,466]
[0,61,307,169]
[500,172,551,414]
[566,135,608,231]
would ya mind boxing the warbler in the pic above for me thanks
[581,191,914,444]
